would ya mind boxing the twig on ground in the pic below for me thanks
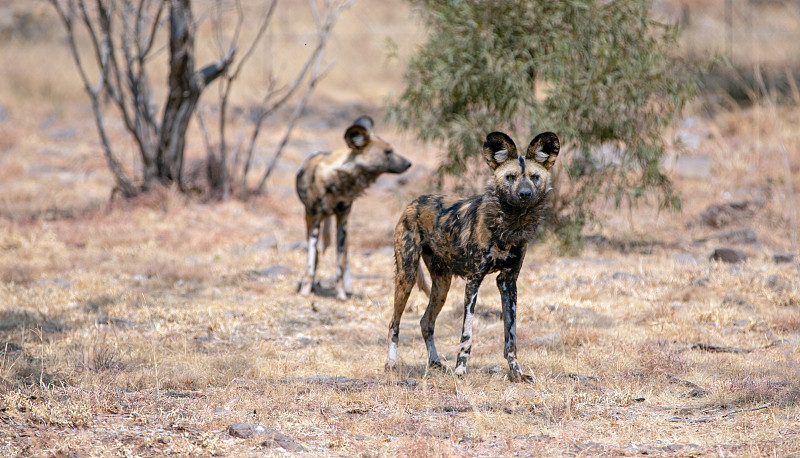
[691,340,784,354]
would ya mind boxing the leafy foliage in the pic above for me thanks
[387,0,697,249]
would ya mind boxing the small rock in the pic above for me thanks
[261,428,306,452]
[286,241,307,252]
[699,201,759,228]
[228,422,267,439]
[730,319,750,327]
[710,248,746,264]
[250,237,278,251]
[252,265,290,278]
[691,277,710,286]
[679,387,709,398]
[773,253,796,264]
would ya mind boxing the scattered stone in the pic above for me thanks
[250,237,278,251]
[722,294,754,310]
[251,265,290,278]
[228,422,267,439]
[699,200,761,228]
[730,319,750,327]
[680,387,709,398]
[228,423,306,451]
[710,247,746,263]
[773,253,797,264]
[261,428,306,452]
[286,241,307,252]
[691,277,710,286]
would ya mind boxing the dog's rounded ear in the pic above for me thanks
[352,115,374,131]
[483,132,518,170]
[344,124,371,152]
[526,132,560,170]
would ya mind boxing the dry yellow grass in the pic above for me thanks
[2,1,800,456]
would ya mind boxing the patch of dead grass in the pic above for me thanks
[1,1,800,456]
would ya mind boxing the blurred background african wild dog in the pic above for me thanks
[295,116,412,301]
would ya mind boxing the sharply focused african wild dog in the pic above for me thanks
[386,131,560,382]
[296,116,412,300]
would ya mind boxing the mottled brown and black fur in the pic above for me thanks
[296,116,412,300]
[386,131,560,381]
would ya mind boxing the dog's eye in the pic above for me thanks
[384,149,393,156]
[530,173,541,184]
[505,173,516,182]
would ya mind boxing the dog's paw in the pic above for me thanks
[509,370,533,383]
[298,282,312,296]
[427,360,443,370]
[453,365,467,377]
[384,360,398,372]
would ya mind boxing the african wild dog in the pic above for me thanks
[296,115,412,301]
[385,131,560,382]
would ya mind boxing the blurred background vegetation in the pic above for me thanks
[387,0,698,252]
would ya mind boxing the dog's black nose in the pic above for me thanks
[519,189,532,200]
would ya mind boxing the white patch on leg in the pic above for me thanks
[343,263,352,294]
[306,235,318,272]
[387,341,397,366]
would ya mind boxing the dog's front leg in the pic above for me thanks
[454,275,483,376]
[299,214,321,296]
[497,264,531,382]
[334,206,352,301]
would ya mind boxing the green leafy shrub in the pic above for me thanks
[387,0,697,251]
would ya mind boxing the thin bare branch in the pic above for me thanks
[250,0,352,195]
[255,58,334,194]
[49,0,138,197]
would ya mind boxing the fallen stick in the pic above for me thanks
[691,340,784,353]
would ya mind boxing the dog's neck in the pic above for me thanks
[483,186,548,247]
[332,163,382,201]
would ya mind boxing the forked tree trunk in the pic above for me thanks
[154,0,234,189]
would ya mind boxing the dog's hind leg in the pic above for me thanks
[299,213,322,296]
[385,225,421,371]
[334,205,352,301]
[420,260,451,369]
